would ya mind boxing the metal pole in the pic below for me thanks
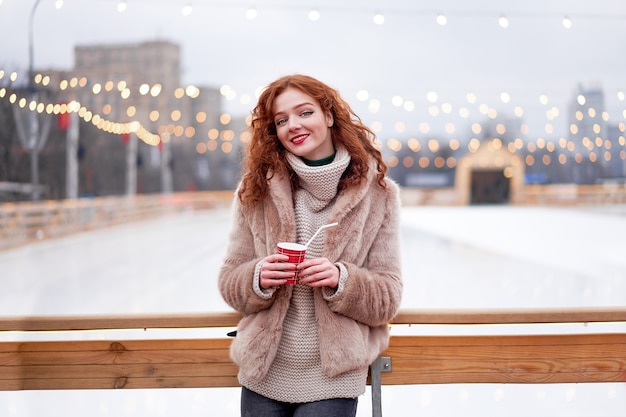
[28,0,43,81]
[622,137,626,181]
[66,112,79,199]
[126,133,138,195]
[29,143,39,200]
[160,139,173,194]
[370,356,392,417]
[28,0,43,201]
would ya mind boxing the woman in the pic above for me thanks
[218,74,402,417]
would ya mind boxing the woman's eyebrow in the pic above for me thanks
[273,102,315,117]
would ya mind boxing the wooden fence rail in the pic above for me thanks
[0,191,235,250]
[2,185,625,251]
[2,307,625,391]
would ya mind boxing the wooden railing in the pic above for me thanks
[2,185,626,251]
[2,308,625,391]
[0,191,234,250]
[520,183,626,206]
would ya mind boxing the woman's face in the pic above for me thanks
[272,87,334,161]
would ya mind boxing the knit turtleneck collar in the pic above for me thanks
[285,147,351,208]
[302,152,336,166]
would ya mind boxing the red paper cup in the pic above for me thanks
[277,242,306,285]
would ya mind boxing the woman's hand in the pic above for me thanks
[259,253,296,289]
[297,257,340,289]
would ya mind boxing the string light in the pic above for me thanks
[7,1,622,31]
[308,9,321,22]
[426,91,438,103]
[1,68,624,163]
[245,7,257,19]
[562,15,572,29]
[356,90,369,101]
[498,15,509,28]
[182,3,192,16]
[85,2,626,30]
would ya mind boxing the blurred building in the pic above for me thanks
[567,84,624,183]
[3,41,624,202]
[40,40,237,195]
[386,83,625,201]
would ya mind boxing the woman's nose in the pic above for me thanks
[287,118,301,130]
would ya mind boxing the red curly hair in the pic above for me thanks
[238,74,388,206]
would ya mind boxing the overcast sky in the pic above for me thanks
[1,0,625,138]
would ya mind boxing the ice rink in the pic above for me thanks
[1,204,625,416]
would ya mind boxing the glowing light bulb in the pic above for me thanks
[562,15,572,29]
[498,15,509,28]
[246,8,257,19]
[308,9,320,21]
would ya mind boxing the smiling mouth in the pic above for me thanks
[291,134,308,145]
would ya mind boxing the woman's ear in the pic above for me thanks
[326,112,334,128]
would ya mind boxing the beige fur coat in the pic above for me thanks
[218,165,403,383]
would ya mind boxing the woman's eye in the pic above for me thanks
[301,110,313,117]
[275,118,287,126]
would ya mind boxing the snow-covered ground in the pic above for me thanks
[1,204,625,416]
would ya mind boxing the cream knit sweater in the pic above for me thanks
[241,147,368,403]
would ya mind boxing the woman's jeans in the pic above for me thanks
[241,386,358,417]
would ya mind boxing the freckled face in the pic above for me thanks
[272,88,334,161]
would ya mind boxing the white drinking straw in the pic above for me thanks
[304,222,339,248]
